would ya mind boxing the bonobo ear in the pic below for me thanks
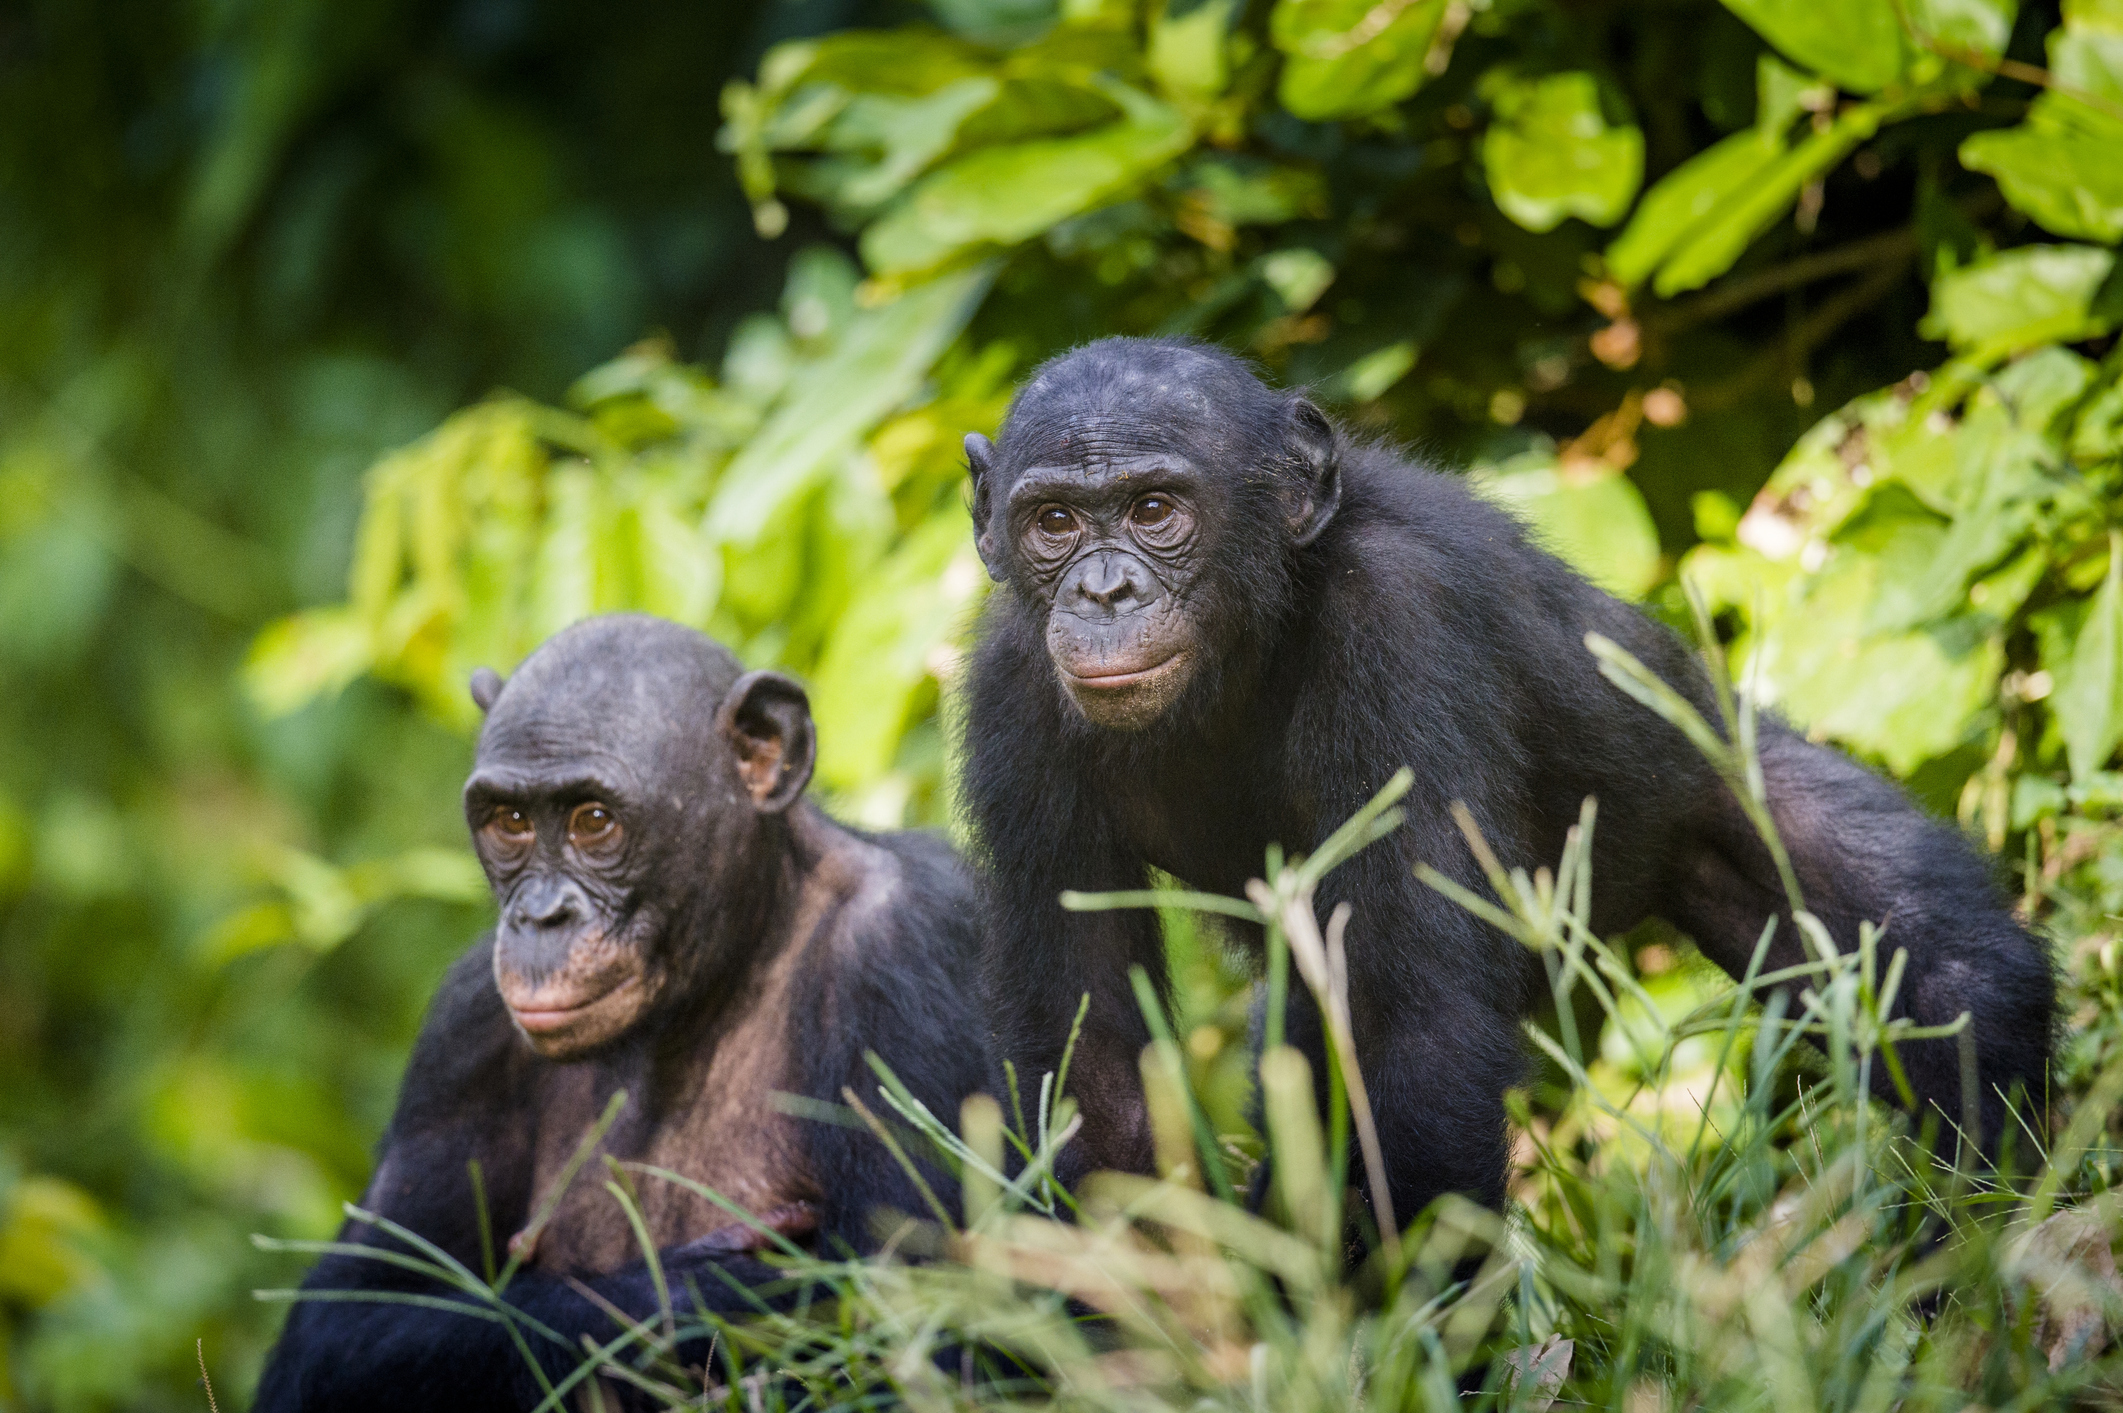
[965,432,1006,582]
[469,667,505,713]
[1285,397,1341,548]
[714,670,816,813]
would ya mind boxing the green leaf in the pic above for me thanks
[1904,0,2018,61]
[704,266,991,546]
[1649,101,1884,296]
[1471,456,1663,600]
[1718,0,1906,94]
[1270,0,1452,121]
[1919,244,2118,356]
[1480,71,1644,233]
[2053,533,2123,780]
[1604,128,1785,289]
[1960,31,2123,242]
[860,83,1192,275]
[809,507,989,788]
[1150,0,1238,98]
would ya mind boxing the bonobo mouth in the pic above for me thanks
[1055,649,1193,731]
[502,972,647,1055]
[1060,653,1184,690]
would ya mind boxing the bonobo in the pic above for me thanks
[961,337,2054,1221]
[256,615,989,1411]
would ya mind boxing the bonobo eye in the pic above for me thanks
[483,807,534,854]
[1130,496,1173,528]
[1128,494,1188,545]
[1035,505,1078,539]
[568,802,622,853]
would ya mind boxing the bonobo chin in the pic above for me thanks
[255,614,991,1413]
[961,336,2055,1226]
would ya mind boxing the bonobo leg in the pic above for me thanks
[1664,725,2054,1152]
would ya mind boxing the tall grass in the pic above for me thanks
[263,619,2123,1411]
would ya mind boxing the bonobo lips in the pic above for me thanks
[1061,653,1182,689]
[502,972,646,1054]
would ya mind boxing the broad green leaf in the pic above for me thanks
[1719,0,1906,94]
[1480,71,1643,233]
[860,84,1191,274]
[809,507,989,788]
[1960,29,2123,242]
[1919,244,2118,355]
[1471,455,1663,600]
[1755,53,1823,135]
[928,0,1059,45]
[1150,0,1237,98]
[2053,534,2123,779]
[1271,0,1451,121]
[1752,553,2002,773]
[705,266,991,545]
[804,79,1003,213]
[1991,346,2097,434]
[1650,102,1884,295]
[1904,0,2018,61]
[1605,128,1785,289]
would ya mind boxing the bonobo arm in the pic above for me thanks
[799,829,996,1242]
[963,637,1164,1181]
[251,942,774,1413]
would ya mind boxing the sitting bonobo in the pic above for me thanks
[256,615,990,1411]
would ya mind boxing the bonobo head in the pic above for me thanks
[966,338,1339,733]
[462,615,816,1060]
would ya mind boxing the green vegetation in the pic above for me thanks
[4,0,2123,1406]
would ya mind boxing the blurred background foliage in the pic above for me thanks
[3,0,2122,1405]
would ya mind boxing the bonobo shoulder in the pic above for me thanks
[808,815,980,973]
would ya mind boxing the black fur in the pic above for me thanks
[961,338,2055,1223]
[255,616,989,1410]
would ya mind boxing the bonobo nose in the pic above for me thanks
[513,879,581,928]
[1073,552,1146,611]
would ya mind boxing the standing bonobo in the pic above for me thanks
[256,615,990,1411]
[961,337,2053,1221]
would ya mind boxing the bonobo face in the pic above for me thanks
[968,339,1340,733]
[1004,447,1207,731]
[462,616,815,1060]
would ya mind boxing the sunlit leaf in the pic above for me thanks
[809,507,989,789]
[1718,0,1906,93]
[1919,243,2118,355]
[1605,128,1785,289]
[2053,535,2123,780]
[705,266,991,545]
[1472,455,1663,600]
[1270,0,1452,121]
[1480,71,1643,233]
[1650,102,1885,296]
[1961,27,2123,243]
[860,84,1191,274]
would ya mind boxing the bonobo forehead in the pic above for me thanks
[474,614,740,795]
[996,338,1289,478]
